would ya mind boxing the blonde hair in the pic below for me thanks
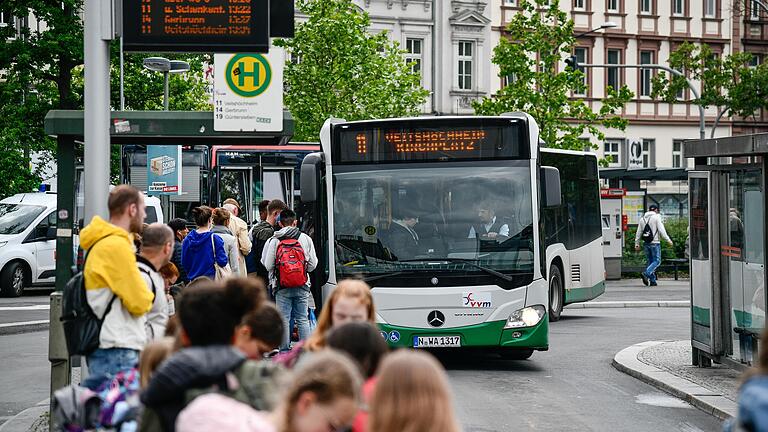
[139,337,175,388]
[369,350,461,432]
[305,279,375,351]
[277,350,362,432]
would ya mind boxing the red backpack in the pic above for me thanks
[275,238,308,289]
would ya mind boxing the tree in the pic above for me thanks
[0,0,212,196]
[275,0,428,142]
[0,0,82,198]
[651,42,768,132]
[473,0,632,151]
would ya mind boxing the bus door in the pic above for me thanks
[216,166,255,224]
[263,167,295,210]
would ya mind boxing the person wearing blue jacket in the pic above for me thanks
[181,206,228,281]
[725,330,768,432]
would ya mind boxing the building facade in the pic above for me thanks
[351,0,493,115]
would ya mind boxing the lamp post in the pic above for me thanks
[566,59,705,140]
[142,57,191,111]
[574,21,617,38]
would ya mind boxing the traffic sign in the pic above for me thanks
[122,0,269,53]
[213,50,284,132]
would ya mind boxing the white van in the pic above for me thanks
[0,192,163,297]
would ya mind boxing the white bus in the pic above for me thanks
[300,114,604,359]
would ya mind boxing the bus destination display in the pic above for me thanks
[335,121,526,163]
[123,0,269,53]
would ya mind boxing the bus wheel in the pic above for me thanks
[548,265,564,322]
[499,349,534,360]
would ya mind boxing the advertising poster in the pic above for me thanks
[623,192,646,225]
[147,146,182,195]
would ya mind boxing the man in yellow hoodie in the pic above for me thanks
[79,185,154,382]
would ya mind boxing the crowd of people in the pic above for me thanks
[54,184,461,432]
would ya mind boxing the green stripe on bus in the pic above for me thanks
[378,316,548,349]
[564,281,606,304]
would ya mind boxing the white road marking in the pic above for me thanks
[0,305,50,311]
[635,392,693,409]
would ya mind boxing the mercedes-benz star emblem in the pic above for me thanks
[428,310,445,327]
[430,277,439,286]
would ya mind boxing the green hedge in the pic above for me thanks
[623,217,688,264]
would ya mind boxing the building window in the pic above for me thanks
[705,0,716,17]
[574,47,588,96]
[749,53,762,67]
[457,40,473,90]
[672,140,686,168]
[607,0,620,12]
[604,140,622,167]
[574,0,586,9]
[405,38,423,83]
[639,50,654,97]
[642,139,655,168]
[607,49,622,90]
[673,0,685,15]
[641,0,653,14]
[751,0,761,19]
[502,74,518,87]
[503,0,518,5]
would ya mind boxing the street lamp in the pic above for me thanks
[142,57,191,111]
[575,21,617,38]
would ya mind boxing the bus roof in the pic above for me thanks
[331,115,528,125]
[541,147,598,159]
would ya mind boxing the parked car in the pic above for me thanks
[0,192,163,297]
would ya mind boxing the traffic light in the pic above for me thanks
[565,55,580,70]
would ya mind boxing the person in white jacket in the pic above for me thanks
[634,204,673,287]
[261,209,318,351]
[136,223,172,341]
[211,208,240,276]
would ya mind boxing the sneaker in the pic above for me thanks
[650,281,658,287]
[640,273,649,286]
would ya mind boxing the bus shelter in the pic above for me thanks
[684,133,768,367]
[43,109,295,393]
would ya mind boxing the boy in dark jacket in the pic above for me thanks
[167,218,189,283]
[246,199,287,281]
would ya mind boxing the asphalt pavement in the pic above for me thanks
[0,280,715,431]
[0,290,51,326]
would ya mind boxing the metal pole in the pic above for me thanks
[84,0,111,223]
[163,71,169,111]
[580,63,706,140]
[120,37,125,111]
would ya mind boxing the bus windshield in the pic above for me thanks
[332,164,534,278]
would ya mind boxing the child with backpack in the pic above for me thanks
[260,209,318,352]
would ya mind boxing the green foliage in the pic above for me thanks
[624,217,689,263]
[652,42,768,122]
[0,0,82,198]
[0,0,212,193]
[275,0,429,142]
[473,0,633,151]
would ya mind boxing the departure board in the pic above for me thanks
[123,0,269,53]
[332,118,529,164]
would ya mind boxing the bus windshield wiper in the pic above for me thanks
[398,259,515,282]
[362,271,406,283]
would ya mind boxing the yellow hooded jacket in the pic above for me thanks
[80,216,154,351]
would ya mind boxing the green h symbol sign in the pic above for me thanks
[237,61,260,87]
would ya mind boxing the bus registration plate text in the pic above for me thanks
[413,335,461,348]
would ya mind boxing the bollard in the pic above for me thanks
[48,292,70,431]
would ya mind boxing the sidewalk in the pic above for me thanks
[566,278,690,309]
[614,340,740,421]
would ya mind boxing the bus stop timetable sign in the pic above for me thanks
[123,0,269,53]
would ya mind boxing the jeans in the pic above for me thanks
[276,288,311,352]
[644,243,662,284]
[85,348,139,389]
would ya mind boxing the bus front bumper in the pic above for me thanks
[378,315,548,350]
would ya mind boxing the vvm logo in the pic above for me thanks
[462,292,492,308]
[225,53,272,98]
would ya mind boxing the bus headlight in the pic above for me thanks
[505,305,546,329]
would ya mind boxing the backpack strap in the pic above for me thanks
[138,267,158,298]
[84,235,118,321]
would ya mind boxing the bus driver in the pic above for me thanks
[468,203,509,242]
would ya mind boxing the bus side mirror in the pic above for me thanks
[541,166,562,208]
[300,152,324,203]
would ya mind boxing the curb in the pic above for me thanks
[0,321,49,336]
[565,300,690,309]
[0,399,48,432]
[612,340,737,421]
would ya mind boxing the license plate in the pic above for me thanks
[413,335,461,348]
